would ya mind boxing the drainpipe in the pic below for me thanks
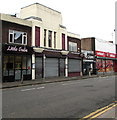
[80,53,84,76]
[43,54,46,78]
[32,54,35,80]
[65,56,68,77]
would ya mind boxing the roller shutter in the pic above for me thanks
[68,59,81,72]
[45,58,58,77]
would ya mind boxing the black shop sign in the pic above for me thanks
[2,44,33,54]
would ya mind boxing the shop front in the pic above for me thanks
[68,53,81,77]
[83,60,96,75]
[34,49,66,79]
[2,44,33,82]
[96,51,117,74]
[82,50,96,75]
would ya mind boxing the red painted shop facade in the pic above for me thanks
[96,51,117,73]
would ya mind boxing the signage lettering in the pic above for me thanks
[7,46,28,53]
[96,51,117,58]
[7,46,18,51]
[97,52,104,56]
[19,47,28,52]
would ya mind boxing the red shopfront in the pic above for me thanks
[2,44,33,82]
[96,51,117,74]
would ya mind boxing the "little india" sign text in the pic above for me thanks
[7,46,28,52]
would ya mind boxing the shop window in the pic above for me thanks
[22,57,26,69]
[27,57,31,74]
[9,56,14,75]
[69,41,77,52]
[3,55,32,81]
[106,60,114,72]
[3,56,9,76]
[9,30,27,45]
[15,56,22,69]
[22,56,27,75]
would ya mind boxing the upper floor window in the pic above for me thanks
[9,30,27,45]
[62,33,65,50]
[44,29,46,47]
[54,32,56,48]
[69,41,77,52]
[48,30,52,47]
[35,27,40,47]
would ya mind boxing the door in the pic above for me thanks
[60,58,65,76]
[35,57,43,79]
[45,58,58,77]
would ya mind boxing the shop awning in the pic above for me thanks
[68,52,81,59]
[43,50,62,58]
[97,56,117,60]
[83,59,95,62]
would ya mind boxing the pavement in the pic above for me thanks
[1,73,117,119]
[1,73,117,89]
[82,101,117,119]
[97,105,117,119]
[1,75,100,89]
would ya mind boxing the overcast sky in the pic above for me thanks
[0,0,116,42]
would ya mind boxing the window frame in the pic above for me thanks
[48,30,52,47]
[69,41,77,52]
[44,29,47,47]
[9,30,27,45]
[54,32,56,48]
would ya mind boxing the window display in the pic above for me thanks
[3,55,32,82]
[106,60,113,72]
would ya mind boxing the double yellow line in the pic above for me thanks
[81,101,117,120]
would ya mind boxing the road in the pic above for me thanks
[2,75,115,118]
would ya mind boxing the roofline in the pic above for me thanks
[67,31,80,39]
[21,3,61,14]
[67,31,80,37]
[0,13,32,27]
[81,37,95,39]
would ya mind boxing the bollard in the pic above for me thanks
[89,71,91,76]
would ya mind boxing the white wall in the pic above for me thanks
[20,3,67,50]
[20,3,80,51]
[95,38,116,53]
[115,2,117,45]
[20,3,62,30]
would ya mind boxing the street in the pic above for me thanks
[2,75,115,118]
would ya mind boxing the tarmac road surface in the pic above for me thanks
[2,75,116,118]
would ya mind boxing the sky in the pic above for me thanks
[0,0,116,42]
